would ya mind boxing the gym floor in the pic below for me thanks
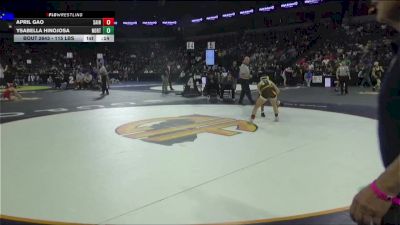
[0,83,381,225]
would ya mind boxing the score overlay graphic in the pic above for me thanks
[13,12,115,42]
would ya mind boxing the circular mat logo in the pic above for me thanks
[116,114,257,146]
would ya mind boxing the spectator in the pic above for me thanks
[35,74,40,84]
[68,75,75,89]
[52,68,63,89]
[83,72,93,89]
[203,71,220,98]
[281,66,293,87]
[47,76,53,85]
[0,63,4,88]
[359,64,373,87]
[220,72,235,100]
[4,62,14,84]
[75,69,84,90]
[372,61,384,91]
[304,69,313,87]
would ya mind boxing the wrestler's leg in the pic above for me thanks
[251,97,267,122]
[269,97,279,121]
[10,88,22,99]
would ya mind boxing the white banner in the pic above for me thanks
[312,76,323,84]
[186,41,194,50]
[325,77,332,87]
[207,41,215,49]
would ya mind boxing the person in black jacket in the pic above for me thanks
[359,63,373,87]
[165,63,174,91]
[220,72,235,100]
[52,67,62,89]
[203,71,220,97]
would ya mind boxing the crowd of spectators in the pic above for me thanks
[175,21,395,95]
[0,40,170,88]
[293,22,395,86]
[0,19,397,93]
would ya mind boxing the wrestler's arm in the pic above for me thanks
[272,82,280,95]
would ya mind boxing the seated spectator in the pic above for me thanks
[28,74,35,85]
[75,70,84,90]
[180,70,185,78]
[35,74,40,84]
[67,75,75,89]
[83,72,93,89]
[203,71,220,97]
[123,68,128,81]
[0,63,4,88]
[47,76,53,85]
[110,78,120,84]
[51,68,63,89]
[220,72,236,100]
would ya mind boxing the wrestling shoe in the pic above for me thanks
[261,112,266,117]
[250,114,256,123]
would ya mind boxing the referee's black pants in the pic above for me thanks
[168,76,174,90]
[101,77,109,95]
[102,83,109,95]
[339,76,349,95]
[239,79,254,104]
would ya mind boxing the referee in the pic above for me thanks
[350,1,400,225]
[238,56,255,104]
[336,62,351,95]
[99,64,110,95]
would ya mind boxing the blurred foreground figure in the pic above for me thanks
[350,1,400,225]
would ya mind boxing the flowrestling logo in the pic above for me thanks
[116,115,257,146]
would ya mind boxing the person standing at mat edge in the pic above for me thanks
[336,62,351,95]
[166,62,174,91]
[0,63,4,88]
[161,64,169,94]
[99,64,110,95]
[372,61,385,92]
[350,1,400,225]
[238,56,255,105]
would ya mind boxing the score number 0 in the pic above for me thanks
[102,18,115,26]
